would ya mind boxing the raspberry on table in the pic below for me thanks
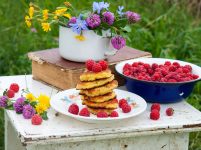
[68,103,79,115]
[122,103,131,113]
[110,111,119,117]
[31,114,43,125]
[97,111,108,118]
[79,108,90,117]
[150,109,160,120]
[151,103,160,111]
[164,61,171,66]
[7,89,15,98]
[86,59,95,71]
[166,107,174,116]
[9,83,19,93]
[119,98,128,108]
[92,63,102,73]
[99,60,108,70]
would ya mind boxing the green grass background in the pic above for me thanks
[0,0,201,149]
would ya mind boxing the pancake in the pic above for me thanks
[80,92,116,103]
[76,75,114,90]
[79,80,118,97]
[87,107,115,115]
[82,98,118,109]
[80,69,112,82]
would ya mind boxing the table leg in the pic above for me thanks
[4,112,25,150]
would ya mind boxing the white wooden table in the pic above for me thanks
[1,75,201,150]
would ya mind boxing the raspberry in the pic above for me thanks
[79,108,90,117]
[99,60,108,70]
[152,63,159,70]
[182,67,190,73]
[123,70,131,76]
[132,62,138,67]
[166,107,174,116]
[164,61,171,66]
[169,66,176,72]
[68,103,79,115]
[150,109,160,120]
[7,89,15,98]
[173,62,180,68]
[138,62,144,65]
[184,65,192,72]
[192,74,199,79]
[31,114,42,125]
[161,69,168,76]
[86,59,95,71]
[123,63,131,71]
[9,83,19,93]
[151,103,160,111]
[97,111,108,118]
[122,103,131,113]
[92,63,102,73]
[143,63,151,69]
[119,99,128,108]
[110,111,119,117]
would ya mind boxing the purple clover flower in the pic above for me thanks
[22,104,35,119]
[0,96,8,108]
[67,17,77,27]
[69,14,88,34]
[111,36,126,50]
[102,11,114,25]
[86,14,101,29]
[126,11,141,24]
[13,97,25,114]
[93,1,109,14]
[117,6,125,17]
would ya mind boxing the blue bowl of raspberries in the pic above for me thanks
[115,58,201,103]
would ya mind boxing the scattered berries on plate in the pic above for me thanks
[79,108,90,117]
[68,103,79,115]
[97,111,108,118]
[166,107,174,116]
[99,60,108,70]
[119,98,128,108]
[31,114,42,125]
[86,59,95,71]
[7,89,15,98]
[151,103,160,111]
[122,103,131,113]
[150,109,160,120]
[9,83,19,93]
[92,63,102,73]
[110,111,119,117]
[123,61,199,82]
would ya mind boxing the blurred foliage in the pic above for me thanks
[0,0,201,149]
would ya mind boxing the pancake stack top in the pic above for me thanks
[76,60,118,115]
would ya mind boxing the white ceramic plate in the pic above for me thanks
[50,89,147,124]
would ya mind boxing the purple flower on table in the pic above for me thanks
[0,96,8,108]
[13,97,25,114]
[86,14,101,29]
[126,11,141,24]
[93,1,109,14]
[22,104,35,119]
[69,14,88,34]
[67,17,77,27]
[117,6,125,17]
[102,11,114,25]
[111,36,126,50]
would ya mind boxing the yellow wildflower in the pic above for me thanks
[63,13,71,19]
[42,9,49,21]
[75,35,86,41]
[29,6,34,19]
[55,8,67,16]
[37,94,50,108]
[41,23,51,32]
[35,103,48,114]
[25,15,31,27]
[53,15,58,20]
[64,2,71,7]
[26,93,36,102]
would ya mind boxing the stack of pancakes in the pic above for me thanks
[76,69,118,115]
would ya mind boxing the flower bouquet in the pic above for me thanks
[25,1,140,62]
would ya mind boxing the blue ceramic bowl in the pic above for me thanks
[115,58,201,103]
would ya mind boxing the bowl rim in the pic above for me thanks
[115,57,201,85]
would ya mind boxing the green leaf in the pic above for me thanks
[81,10,91,19]
[113,18,128,28]
[41,111,48,120]
[121,25,132,33]
[30,101,38,107]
